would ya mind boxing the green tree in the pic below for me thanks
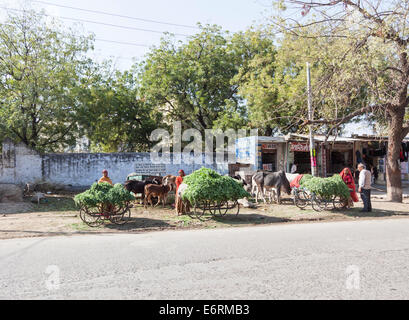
[237,28,370,136]
[269,0,409,202]
[139,25,264,133]
[0,10,93,152]
[77,66,161,152]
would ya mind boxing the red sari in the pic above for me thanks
[175,176,184,192]
[340,168,359,202]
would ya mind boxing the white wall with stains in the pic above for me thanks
[0,140,229,187]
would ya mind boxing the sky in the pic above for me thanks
[0,0,373,137]
[0,0,274,70]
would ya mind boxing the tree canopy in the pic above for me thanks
[76,66,161,152]
[139,25,275,133]
[268,0,409,201]
[0,10,93,152]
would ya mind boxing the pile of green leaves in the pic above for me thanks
[300,174,350,200]
[74,182,135,208]
[182,168,250,204]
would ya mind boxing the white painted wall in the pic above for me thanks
[0,139,42,185]
[0,140,229,187]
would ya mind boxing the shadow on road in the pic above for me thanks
[103,216,172,231]
[336,207,409,218]
[196,213,291,225]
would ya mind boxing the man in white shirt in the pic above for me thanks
[291,163,297,174]
[358,163,372,212]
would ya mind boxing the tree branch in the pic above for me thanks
[303,104,379,126]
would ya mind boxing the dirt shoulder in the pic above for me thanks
[1,192,408,240]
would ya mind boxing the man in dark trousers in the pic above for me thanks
[358,163,372,212]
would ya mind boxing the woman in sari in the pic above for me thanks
[340,167,359,206]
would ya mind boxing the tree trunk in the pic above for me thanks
[386,111,404,202]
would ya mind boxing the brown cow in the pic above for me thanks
[144,184,171,208]
[162,174,177,191]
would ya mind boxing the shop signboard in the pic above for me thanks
[332,143,353,152]
[261,143,277,150]
[290,142,309,152]
[235,136,257,165]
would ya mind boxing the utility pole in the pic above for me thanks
[307,62,317,176]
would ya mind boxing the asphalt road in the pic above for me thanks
[1,218,409,299]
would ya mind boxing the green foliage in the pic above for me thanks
[0,10,94,152]
[182,167,250,204]
[300,174,312,184]
[300,174,350,200]
[74,183,135,208]
[139,25,268,133]
[77,67,161,152]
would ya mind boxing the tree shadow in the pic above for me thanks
[102,216,171,231]
[326,207,409,218]
[22,195,77,213]
[189,213,291,225]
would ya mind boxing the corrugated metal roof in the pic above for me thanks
[248,134,409,143]
[286,134,362,142]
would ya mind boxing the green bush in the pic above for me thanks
[182,167,250,204]
[74,182,135,208]
[300,174,313,184]
[300,174,350,199]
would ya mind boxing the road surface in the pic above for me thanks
[1,218,409,299]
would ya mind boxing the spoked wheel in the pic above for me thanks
[191,201,207,218]
[324,198,335,211]
[311,195,325,212]
[333,196,349,210]
[312,195,333,212]
[207,202,219,216]
[216,200,239,216]
[217,201,228,216]
[109,205,131,225]
[79,206,103,227]
[294,190,309,209]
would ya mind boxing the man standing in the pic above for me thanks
[98,169,113,185]
[291,163,297,174]
[357,163,372,212]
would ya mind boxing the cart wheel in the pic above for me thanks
[234,201,240,216]
[294,190,309,209]
[191,201,206,218]
[217,201,228,216]
[333,196,349,210]
[80,206,103,227]
[217,200,239,216]
[311,195,325,212]
[209,202,219,215]
[110,206,131,225]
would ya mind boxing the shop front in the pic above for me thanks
[234,136,286,180]
[261,142,278,171]
[327,142,354,175]
[288,141,311,174]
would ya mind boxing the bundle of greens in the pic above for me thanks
[300,174,350,199]
[182,167,250,204]
[74,182,135,208]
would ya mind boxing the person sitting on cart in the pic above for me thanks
[340,167,359,207]
[98,169,113,185]
[98,169,114,213]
